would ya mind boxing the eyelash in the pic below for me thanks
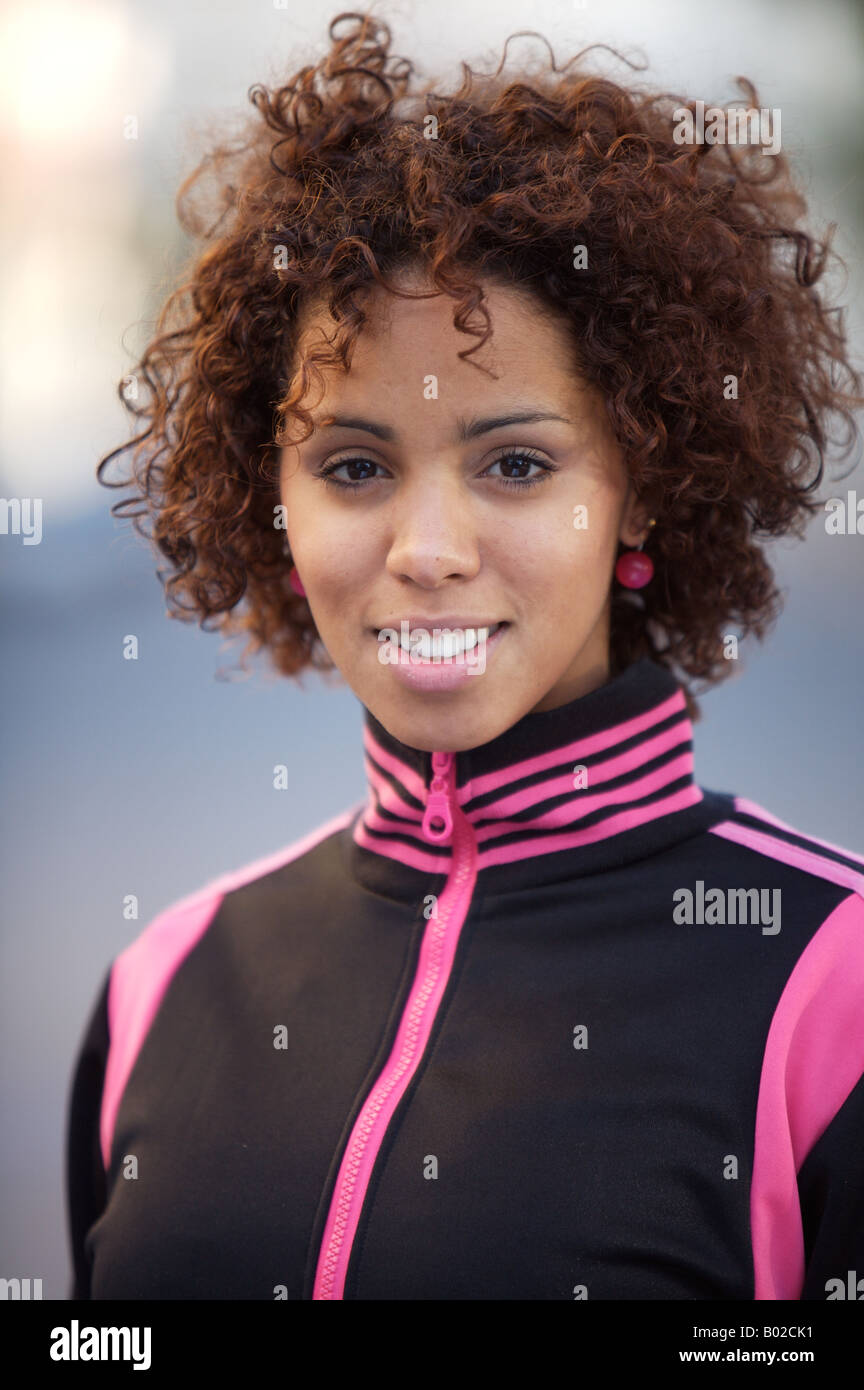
[314,449,558,493]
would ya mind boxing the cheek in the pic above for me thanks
[523,512,618,624]
[302,529,384,619]
[279,488,364,586]
[309,550,364,599]
[533,501,618,579]
[569,487,625,565]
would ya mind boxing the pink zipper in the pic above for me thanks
[311,750,478,1299]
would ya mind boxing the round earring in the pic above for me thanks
[615,518,656,589]
[288,566,306,598]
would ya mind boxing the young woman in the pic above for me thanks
[67,11,864,1300]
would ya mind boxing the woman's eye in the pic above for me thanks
[314,450,557,493]
[483,452,557,490]
[315,457,386,490]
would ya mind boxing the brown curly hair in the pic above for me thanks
[97,8,863,721]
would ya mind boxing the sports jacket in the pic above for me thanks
[66,656,864,1300]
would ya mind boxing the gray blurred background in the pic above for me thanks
[1,0,862,1298]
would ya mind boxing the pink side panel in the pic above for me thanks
[100,892,223,1171]
[100,805,363,1171]
[710,816,864,1299]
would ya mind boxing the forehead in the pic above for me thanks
[298,271,560,332]
[291,273,582,398]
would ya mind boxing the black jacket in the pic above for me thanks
[66,657,864,1299]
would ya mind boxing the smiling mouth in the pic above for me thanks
[373,622,508,660]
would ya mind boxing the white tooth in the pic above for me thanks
[398,626,491,658]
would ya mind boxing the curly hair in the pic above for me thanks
[97,8,862,721]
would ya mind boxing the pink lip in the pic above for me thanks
[373,622,509,692]
[372,617,505,633]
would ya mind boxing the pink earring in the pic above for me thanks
[615,518,656,589]
[288,566,306,597]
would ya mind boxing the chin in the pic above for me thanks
[384,700,519,754]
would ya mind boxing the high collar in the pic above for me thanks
[343,657,732,902]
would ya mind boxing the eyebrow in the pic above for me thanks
[311,410,571,442]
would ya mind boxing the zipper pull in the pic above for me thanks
[421,751,454,842]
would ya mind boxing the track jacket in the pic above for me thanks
[66,656,864,1300]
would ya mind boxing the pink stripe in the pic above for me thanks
[353,818,453,874]
[709,818,864,1299]
[460,691,686,800]
[99,807,360,1171]
[734,796,864,870]
[356,775,700,869]
[472,749,694,841]
[363,728,427,802]
[360,801,427,841]
[363,759,424,823]
[477,784,703,865]
[710,818,864,907]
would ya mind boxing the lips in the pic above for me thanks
[373,619,508,633]
[376,618,510,687]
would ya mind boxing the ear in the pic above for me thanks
[618,487,656,549]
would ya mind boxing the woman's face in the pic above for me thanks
[278,270,651,753]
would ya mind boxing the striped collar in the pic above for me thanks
[346,657,729,900]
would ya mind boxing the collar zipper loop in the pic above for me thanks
[421,751,454,841]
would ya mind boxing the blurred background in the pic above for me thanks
[1,0,862,1298]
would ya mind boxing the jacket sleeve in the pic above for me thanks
[65,966,112,1300]
[798,1066,864,1300]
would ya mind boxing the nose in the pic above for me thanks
[384,478,481,587]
